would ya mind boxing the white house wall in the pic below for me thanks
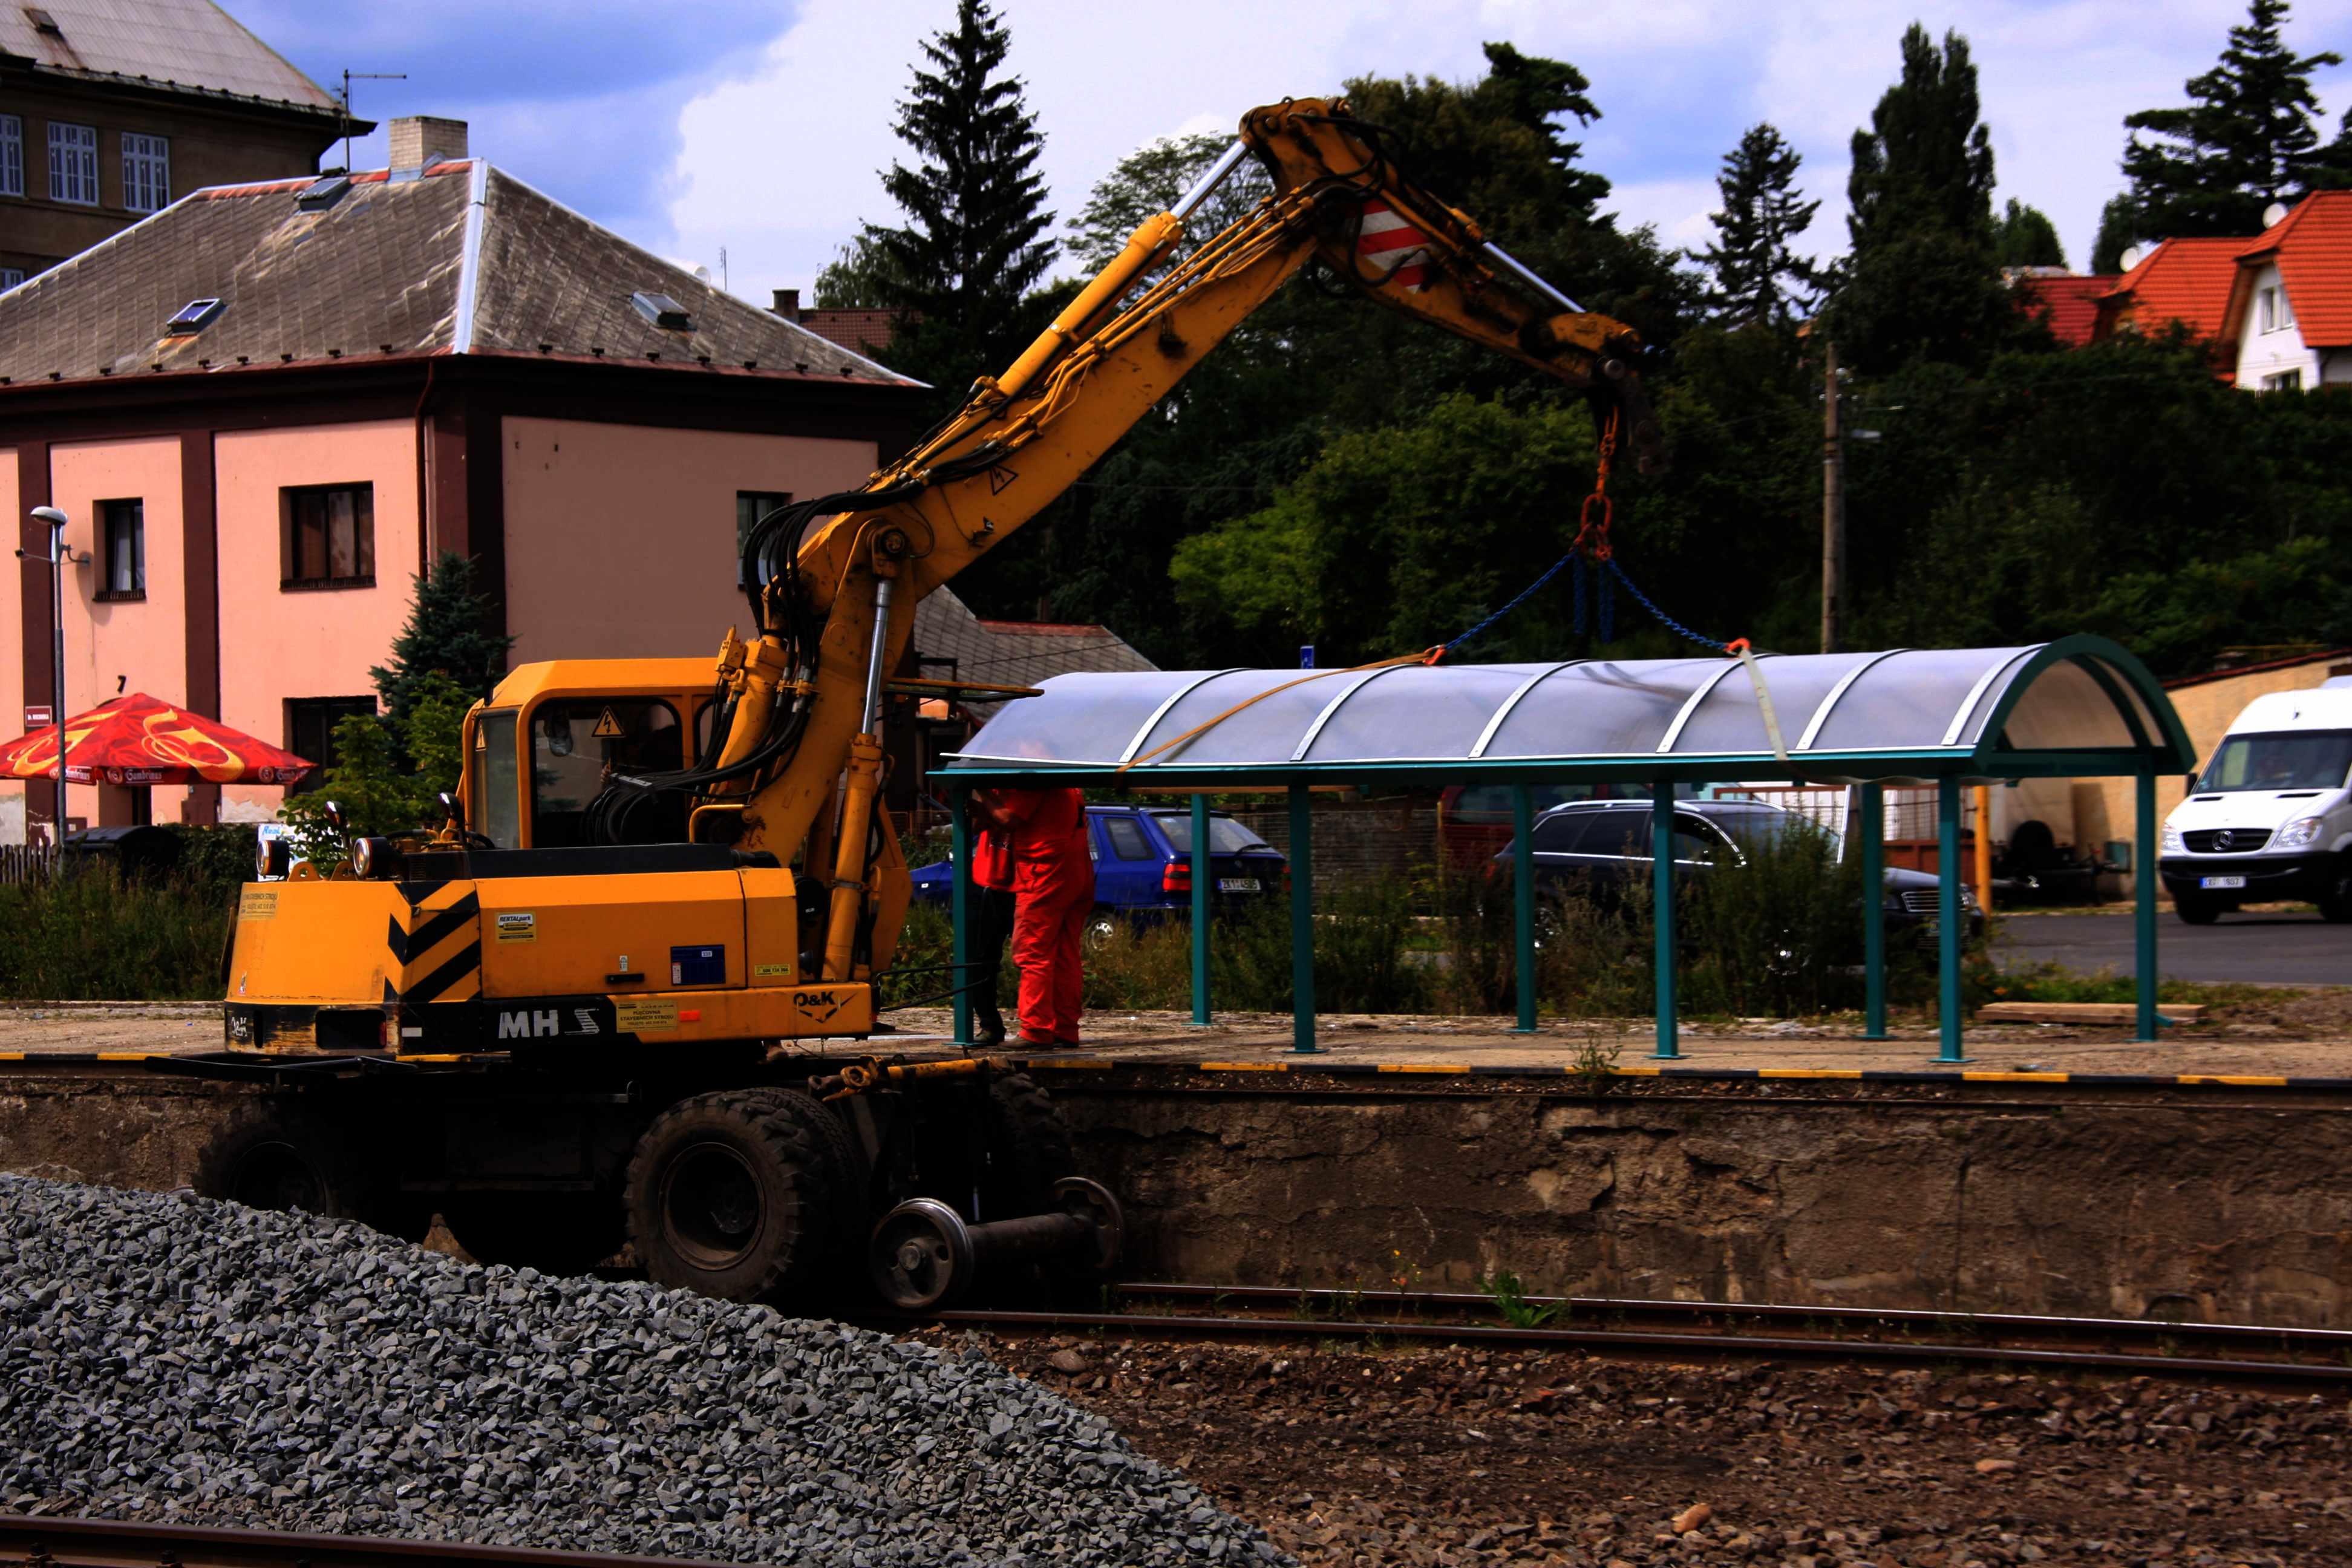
[2235,262,2324,390]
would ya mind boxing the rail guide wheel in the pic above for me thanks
[870,1177,1124,1312]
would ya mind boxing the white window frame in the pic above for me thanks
[2262,369,2304,393]
[2279,289,2295,330]
[0,269,23,291]
[0,115,22,197]
[120,131,168,213]
[47,121,97,205]
[2258,287,2276,333]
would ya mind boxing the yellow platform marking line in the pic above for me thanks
[1961,1071,2073,1083]
[2174,1073,2290,1086]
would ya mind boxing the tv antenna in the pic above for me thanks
[339,70,408,174]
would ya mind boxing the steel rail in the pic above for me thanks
[1112,1282,2352,1351]
[897,1306,2352,1385]
[0,1514,750,1568]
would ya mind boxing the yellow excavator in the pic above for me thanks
[195,97,1661,1312]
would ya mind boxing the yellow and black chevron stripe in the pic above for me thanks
[384,887,482,1005]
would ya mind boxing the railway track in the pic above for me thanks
[0,1514,731,1568]
[893,1281,2352,1385]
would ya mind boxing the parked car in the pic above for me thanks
[1491,798,1983,940]
[912,803,1289,941]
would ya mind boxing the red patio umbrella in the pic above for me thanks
[0,692,313,788]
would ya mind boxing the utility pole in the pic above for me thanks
[1821,338,1843,655]
[340,71,407,173]
[21,507,76,848]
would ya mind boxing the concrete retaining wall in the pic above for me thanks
[4,1073,2345,1327]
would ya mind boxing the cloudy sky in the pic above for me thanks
[235,0,2349,304]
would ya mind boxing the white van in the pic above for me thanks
[2158,682,2352,924]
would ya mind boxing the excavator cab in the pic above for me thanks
[459,659,718,849]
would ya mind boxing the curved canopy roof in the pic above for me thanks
[946,636,2195,785]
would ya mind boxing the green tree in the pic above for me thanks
[855,0,1054,377]
[1829,24,2014,373]
[1065,131,1270,281]
[1697,122,1822,328]
[368,551,512,729]
[2088,192,2141,273]
[811,234,908,310]
[279,672,473,854]
[2308,106,2352,190]
[1993,197,2066,269]
[2122,0,2342,235]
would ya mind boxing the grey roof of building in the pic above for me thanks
[0,161,920,390]
[914,589,1157,717]
[0,0,339,113]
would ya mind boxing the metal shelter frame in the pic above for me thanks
[936,636,2198,1059]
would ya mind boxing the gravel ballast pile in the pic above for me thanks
[0,1175,1283,1566]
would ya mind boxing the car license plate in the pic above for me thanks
[1218,878,1260,893]
[2200,875,2247,889]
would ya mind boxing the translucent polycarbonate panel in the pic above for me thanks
[1299,664,1543,761]
[1481,658,1726,759]
[955,671,1199,765]
[1976,656,2135,751]
[1131,668,1351,766]
[2100,659,2167,749]
[1806,647,2034,754]
[1672,652,1876,757]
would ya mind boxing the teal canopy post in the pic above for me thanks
[1511,784,1537,1034]
[1860,782,1887,1040]
[1651,785,1680,1060]
[949,782,973,1050]
[1189,792,1212,1027]
[2134,765,2160,1042]
[1288,783,1321,1054]
[1936,777,1968,1063]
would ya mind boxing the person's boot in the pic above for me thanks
[972,1005,1007,1047]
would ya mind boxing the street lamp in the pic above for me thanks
[19,506,80,850]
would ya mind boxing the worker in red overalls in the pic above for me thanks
[964,791,1017,1046]
[978,786,1093,1047]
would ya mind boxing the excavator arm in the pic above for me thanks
[656,97,1662,983]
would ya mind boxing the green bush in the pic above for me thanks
[1676,816,1866,1016]
[0,867,232,1001]
[163,822,259,906]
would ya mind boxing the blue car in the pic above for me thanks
[912,803,1288,939]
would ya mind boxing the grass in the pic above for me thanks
[0,866,234,1001]
[1982,959,2275,1010]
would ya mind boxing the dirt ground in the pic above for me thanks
[918,1330,2352,1568]
[9,994,2352,1076]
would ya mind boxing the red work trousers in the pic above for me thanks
[1011,865,1093,1043]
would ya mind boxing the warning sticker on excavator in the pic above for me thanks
[591,707,627,740]
[615,998,680,1033]
[238,888,278,921]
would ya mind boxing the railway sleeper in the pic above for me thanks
[185,1058,1120,1315]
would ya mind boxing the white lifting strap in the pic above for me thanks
[1732,641,1791,768]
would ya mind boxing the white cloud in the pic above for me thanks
[664,0,2352,302]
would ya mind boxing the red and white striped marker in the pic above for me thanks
[1356,198,1432,292]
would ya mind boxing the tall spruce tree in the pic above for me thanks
[857,0,1053,377]
[368,552,513,727]
[2121,0,2342,235]
[2310,106,2352,190]
[1698,123,1822,328]
[1829,24,2014,373]
[1994,198,2067,269]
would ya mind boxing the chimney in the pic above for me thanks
[388,116,469,169]
[772,288,801,321]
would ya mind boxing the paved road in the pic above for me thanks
[1997,911,2349,986]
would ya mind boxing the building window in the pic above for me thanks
[2262,368,2304,393]
[286,697,378,791]
[0,116,22,197]
[120,132,169,213]
[283,483,375,588]
[2258,287,2275,333]
[736,491,792,552]
[47,122,97,205]
[2279,290,2296,330]
[0,269,22,291]
[97,499,143,600]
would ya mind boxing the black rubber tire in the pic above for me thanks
[2173,893,2224,925]
[193,1109,363,1220]
[746,1086,866,1246]
[624,1090,839,1305]
[2318,858,2352,924]
[979,1072,1077,1223]
[442,1194,623,1277]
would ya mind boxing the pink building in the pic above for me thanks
[1,119,920,840]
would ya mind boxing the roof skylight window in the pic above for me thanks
[631,291,692,330]
[296,174,350,212]
[163,298,223,336]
